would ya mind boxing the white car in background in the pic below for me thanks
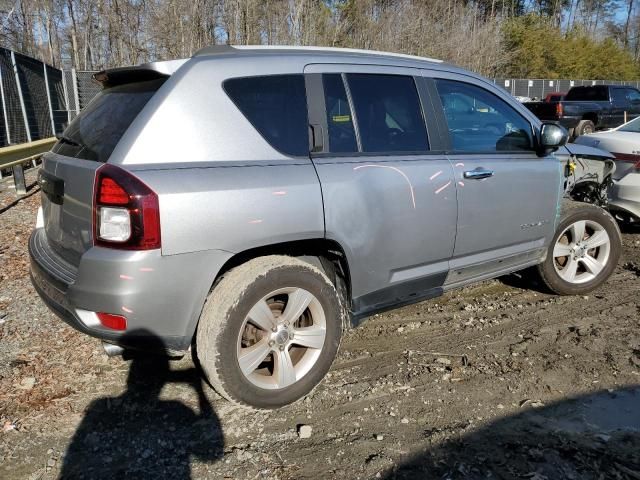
[574,116,640,224]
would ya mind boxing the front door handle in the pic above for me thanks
[463,168,495,180]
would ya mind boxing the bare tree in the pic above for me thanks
[0,0,634,78]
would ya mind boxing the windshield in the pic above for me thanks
[618,116,640,133]
[52,78,166,162]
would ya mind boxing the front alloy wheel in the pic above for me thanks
[552,219,611,284]
[537,201,621,295]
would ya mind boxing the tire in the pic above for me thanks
[196,255,344,409]
[536,201,621,295]
[575,119,595,137]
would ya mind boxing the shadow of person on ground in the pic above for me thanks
[60,329,223,479]
[382,386,640,479]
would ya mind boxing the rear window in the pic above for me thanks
[565,86,608,102]
[224,74,309,157]
[52,78,165,162]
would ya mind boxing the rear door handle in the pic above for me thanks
[463,169,494,180]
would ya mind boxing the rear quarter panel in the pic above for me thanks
[111,54,325,256]
[132,164,325,256]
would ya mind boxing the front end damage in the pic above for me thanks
[556,143,616,207]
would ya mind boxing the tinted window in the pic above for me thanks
[565,86,608,101]
[435,79,533,152]
[346,74,428,153]
[625,88,640,102]
[224,75,309,156]
[52,78,165,162]
[322,74,357,153]
[611,88,627,104]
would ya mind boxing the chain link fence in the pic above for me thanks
[0,49,102,148]
[0,49,30,146]
[493,78,640,99]
[0,47,69,147]
[67,71,640,114]
[3,45,640,149]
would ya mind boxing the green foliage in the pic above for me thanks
[503,14,640,79]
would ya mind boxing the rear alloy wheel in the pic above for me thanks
[237,287,327,390]
[537,202,621,295]
[196,256,343,409]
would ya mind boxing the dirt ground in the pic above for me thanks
[1,185,639,480]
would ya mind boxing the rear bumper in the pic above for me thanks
[29,228,232,353]
[609,173,640,220]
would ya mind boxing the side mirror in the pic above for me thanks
[538,122,568,156]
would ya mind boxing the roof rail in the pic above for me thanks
[193,45,442,64]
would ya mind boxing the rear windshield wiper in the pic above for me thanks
[55,133,81,147]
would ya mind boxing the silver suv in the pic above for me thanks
[29,46,622,409]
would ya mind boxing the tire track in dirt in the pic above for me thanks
[1,193,638,480]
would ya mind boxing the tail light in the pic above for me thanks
[93,164,161,250]
[613,152,640,172]
[555,103,563,119]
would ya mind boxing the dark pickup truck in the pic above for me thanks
[525,84,640,137]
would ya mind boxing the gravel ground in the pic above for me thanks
[1,191,639,479]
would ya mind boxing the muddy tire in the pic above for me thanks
[575,119,595,137]
[196,255,343,409]
[536,202,621,295]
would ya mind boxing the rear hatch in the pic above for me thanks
[41,76,167,266]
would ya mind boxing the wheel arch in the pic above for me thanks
[218,239,351,294]
[188,238,354,345]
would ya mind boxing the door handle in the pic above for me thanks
[463,168,494,180]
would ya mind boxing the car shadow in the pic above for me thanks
[619,220,640,235]
[60,329,224,479]
[381,386,640,479]
[498,267,553,294]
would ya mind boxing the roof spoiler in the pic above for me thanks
[93,59,187,88]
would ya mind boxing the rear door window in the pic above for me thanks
[345,74,429,153]
[322,74,358,153]
[611,88,627,104]
[434,79,533,152]
[52,78,165,162]
[224,74,309,157]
